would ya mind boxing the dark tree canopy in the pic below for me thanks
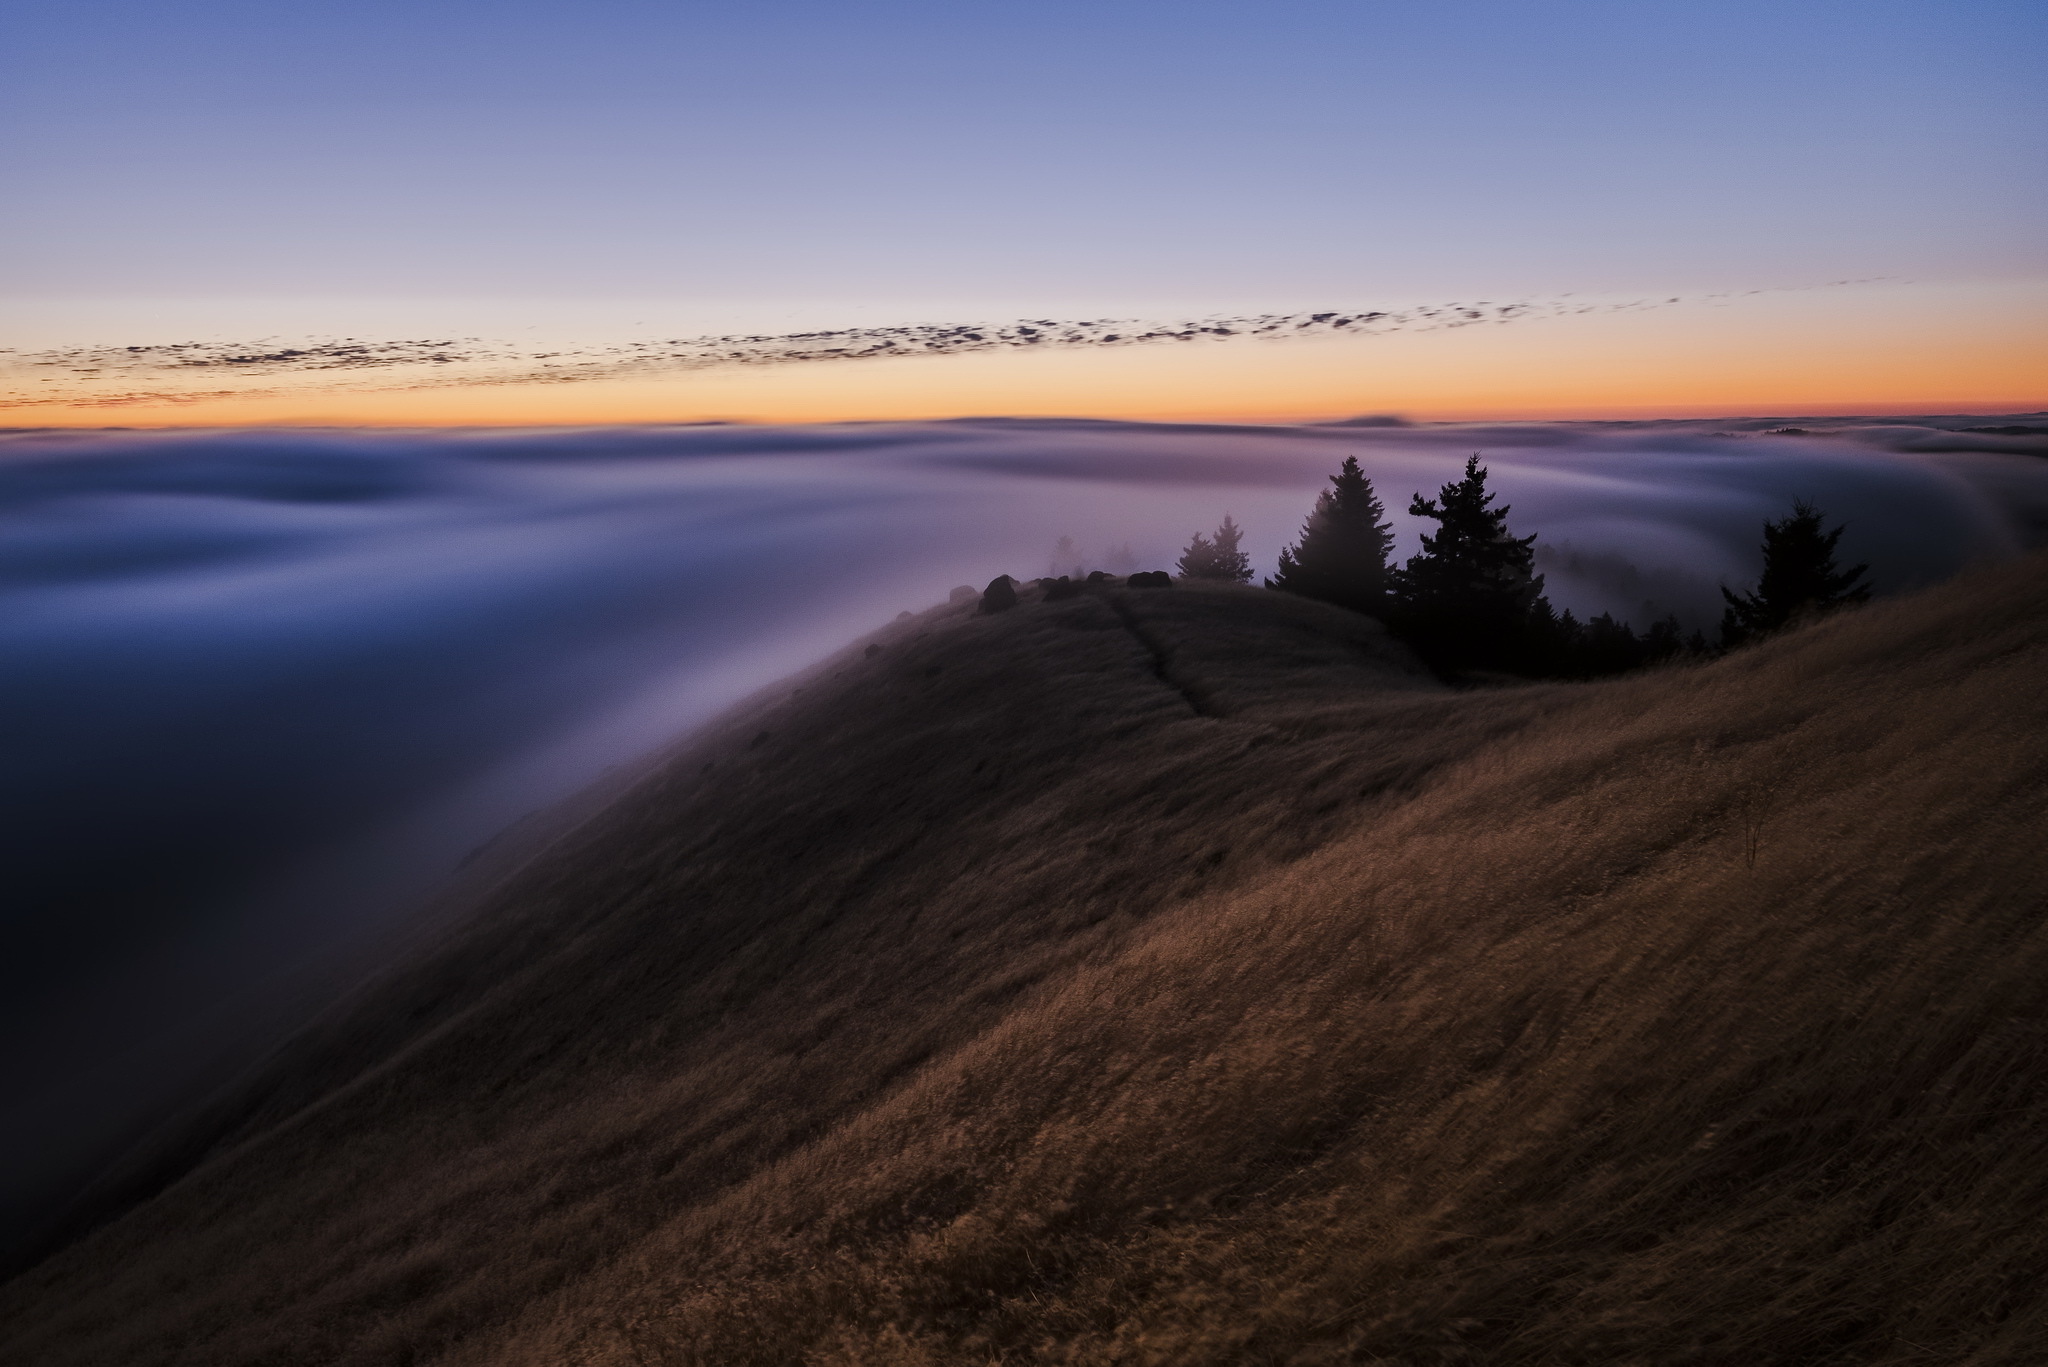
[1527,605,1687,678]
[1177,514,1253,583]
[1391,455,1548,671]
[1262,452,1699,679]
[1266,457,1394,614]
[1720,500,1871,647]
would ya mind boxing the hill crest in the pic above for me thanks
[4,564,2046,1366]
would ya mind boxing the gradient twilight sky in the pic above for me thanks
[3,0,2043,424]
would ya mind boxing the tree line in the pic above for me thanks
[1177,455,1869,679]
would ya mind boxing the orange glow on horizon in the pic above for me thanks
[6,278,2042,429]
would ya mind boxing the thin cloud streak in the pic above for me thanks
[1,282,1891,412]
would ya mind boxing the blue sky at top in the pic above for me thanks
[4,0,2041,310]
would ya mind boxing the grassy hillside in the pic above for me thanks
[4,561,2046,1366]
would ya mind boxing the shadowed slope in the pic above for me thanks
[3,566,2046,1365]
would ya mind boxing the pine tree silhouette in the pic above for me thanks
[1179,515,1253,582]
[1267,457,1393,614]
[1392,454,1548,671]
[1211,514,1252,583]
[1050,535,1083,579]
[1720,500,1871,647]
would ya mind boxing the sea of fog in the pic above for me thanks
[3,414,2044,1253]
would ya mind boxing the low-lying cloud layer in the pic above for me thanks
[1,412,2042,1253]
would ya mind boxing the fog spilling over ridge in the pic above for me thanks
[1,413,2043,1254]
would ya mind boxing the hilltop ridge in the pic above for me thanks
[4,564,2047,1365]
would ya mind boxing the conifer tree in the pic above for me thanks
[1392,454,1547,670]
[1719,500,1870,647]
[1266,457,1393,614]
[1179,515,1252,582]
[1642,614,1686,661]
[1050,535,1083,579]
[1211,513,1252,583]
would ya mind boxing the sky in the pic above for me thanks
[3,0,2044,424]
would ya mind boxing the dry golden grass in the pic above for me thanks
[2,562,2045,1366]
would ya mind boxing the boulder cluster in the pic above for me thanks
[977,571,1173,614]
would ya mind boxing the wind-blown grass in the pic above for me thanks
[3,562,2045,1366]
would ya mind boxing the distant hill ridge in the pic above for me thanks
[4,563,2046,1365]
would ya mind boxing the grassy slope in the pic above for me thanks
[3,564,2046,1365]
